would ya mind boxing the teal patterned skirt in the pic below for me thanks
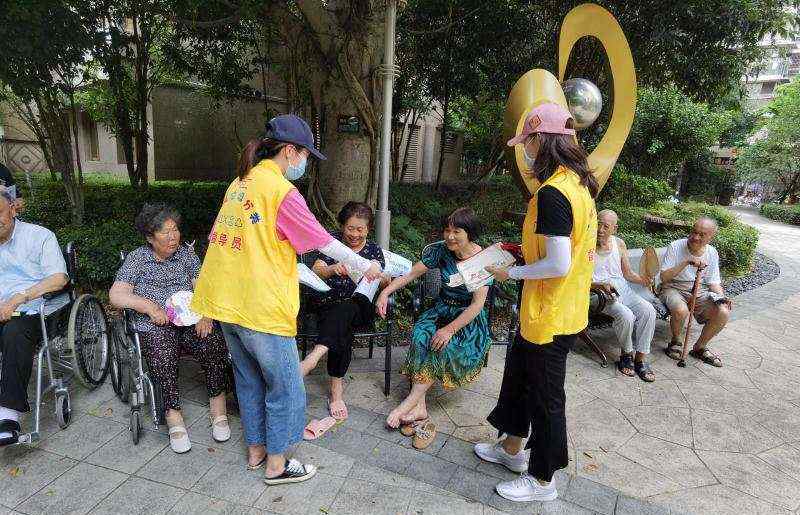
[401,300,491,389]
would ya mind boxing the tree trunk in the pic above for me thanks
[133,14,150,188]
[316,85,373,216]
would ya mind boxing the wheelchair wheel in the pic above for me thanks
[130,410,141,445]
[55,392,71,429]
[67,294,111,388]
[110,320,131,403]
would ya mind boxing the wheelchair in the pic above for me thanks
[3,242,112,445]
[109,249,237,445]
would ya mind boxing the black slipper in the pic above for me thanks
[689,348,722,367]
[617,353,635,377]
[665,341,682,360]
[0,419,21,447]
[264,459,317,485]
[634,361,655,382]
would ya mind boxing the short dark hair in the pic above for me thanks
[337,201,374,228]
[442,207,481,241]
[135,203,181,238]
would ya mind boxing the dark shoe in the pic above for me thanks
[634,361,655,382]
[264,459,317,485]
[617,353,635,377]
[689,348,722,367]
[0,419,21,446]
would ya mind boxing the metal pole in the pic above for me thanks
[375,0,397,249]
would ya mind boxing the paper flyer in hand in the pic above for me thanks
[448,244,516,292]
[165,291,202,326]
[382,249,412,277]
[298,263,331,292]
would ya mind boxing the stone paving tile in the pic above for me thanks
[695,450,800,511]
[254,472,344,514]
[615,495,669,515]
[0,448,76,508]
[328,478,411,515]
[620,406,692,447]
[540,498,595,514]
[167,492,262,514]
[191,448,267,506]
[451,425,498,445]
[616,434,716,489]
[562,476,618,514]
[406,490,484,515]
[16,462,126,515]
[38,414,126,460]
[676,381,760,417]
[348,462,417,489]
[136,445,219,490]
[649,484,794,515]
[85,430,168,474]
[361,437,420,474]
[444,466,498,503]
[575,449,681,498]
[759,443,800,484]
[580,378,642,409]
[90,476,184,514]
[567,399,635,452]
[436,435,483,469]
[403,450,458,490]
[292,441,355,478]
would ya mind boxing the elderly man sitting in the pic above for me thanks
[660,217,731,367]
[0,185,69,445]
[591,210,657,382]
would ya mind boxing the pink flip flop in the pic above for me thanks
[303,417,337,440]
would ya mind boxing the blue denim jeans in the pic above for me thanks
[220,323,306,454]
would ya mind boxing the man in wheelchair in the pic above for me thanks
[0,185,69,445]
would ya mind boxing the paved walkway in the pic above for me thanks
[2,207,800,514]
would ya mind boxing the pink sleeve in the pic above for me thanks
[275,189,333,254]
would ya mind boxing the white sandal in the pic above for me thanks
[168,425,192,454]
[210,415,231,443]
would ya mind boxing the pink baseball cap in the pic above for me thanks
[507,102,576,146]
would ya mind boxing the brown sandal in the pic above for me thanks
[412,420,437,450]
[665,341,683,360]
[400,423,416,437]
[689,348,722,367]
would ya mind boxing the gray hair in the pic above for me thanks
[597,209,618,224]
[0,185,16,205]
[134,203,182,238]
[695,216,719,232]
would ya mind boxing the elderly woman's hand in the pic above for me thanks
[431,326,455,351]
[195,317,213,338]
[326,263,349,277]
[145,302,168,326]
[363,260,382,282]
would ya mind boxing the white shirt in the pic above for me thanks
[660,238,721,290]
[593,237,624,282]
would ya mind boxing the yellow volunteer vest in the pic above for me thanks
[519,166,598,344]
[191,159,300,336]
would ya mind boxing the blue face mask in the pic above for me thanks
[523,146,536,169]
[285,155,307,181]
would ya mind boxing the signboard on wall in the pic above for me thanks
[337,115,361,134]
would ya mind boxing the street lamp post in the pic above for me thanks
[375,0,398,249]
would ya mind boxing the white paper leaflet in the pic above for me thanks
[448,244,516,292]
[298,263,331,292]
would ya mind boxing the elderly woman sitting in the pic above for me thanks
[299,202,389,420]
[109,204,230,454]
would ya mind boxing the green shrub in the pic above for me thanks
[597,165,673,208]
[760,203,800,225]
[648,201,736,228]
[714,222,759,277]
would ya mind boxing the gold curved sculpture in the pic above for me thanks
[504,3,637,197]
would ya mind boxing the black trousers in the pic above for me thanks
[315,294,375,378]
[487,332,576,482]
[0,315,42,412]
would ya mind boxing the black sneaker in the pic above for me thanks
[0,419,21,447]
[263,459,317,485]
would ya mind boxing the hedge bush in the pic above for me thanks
[18,172,758,291]
[597,165,673,208]
[760,203,800,225]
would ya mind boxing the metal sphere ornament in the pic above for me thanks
[563,78,602,129]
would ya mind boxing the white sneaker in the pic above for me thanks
[474,442,528,473]
[496,472,558,502]
[168,425,192,454]
[211,415,231,443]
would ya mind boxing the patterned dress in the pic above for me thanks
[401,242,491,389]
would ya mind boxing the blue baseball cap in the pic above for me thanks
[266,114,327,161]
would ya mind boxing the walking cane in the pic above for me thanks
[677,266,704,368]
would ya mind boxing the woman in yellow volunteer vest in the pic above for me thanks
[191,114,381,485]
[475,103,598,503]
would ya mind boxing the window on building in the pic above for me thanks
[81,113,100,161]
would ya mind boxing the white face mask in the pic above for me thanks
[523,146,536,169]
[285,147,308,181]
